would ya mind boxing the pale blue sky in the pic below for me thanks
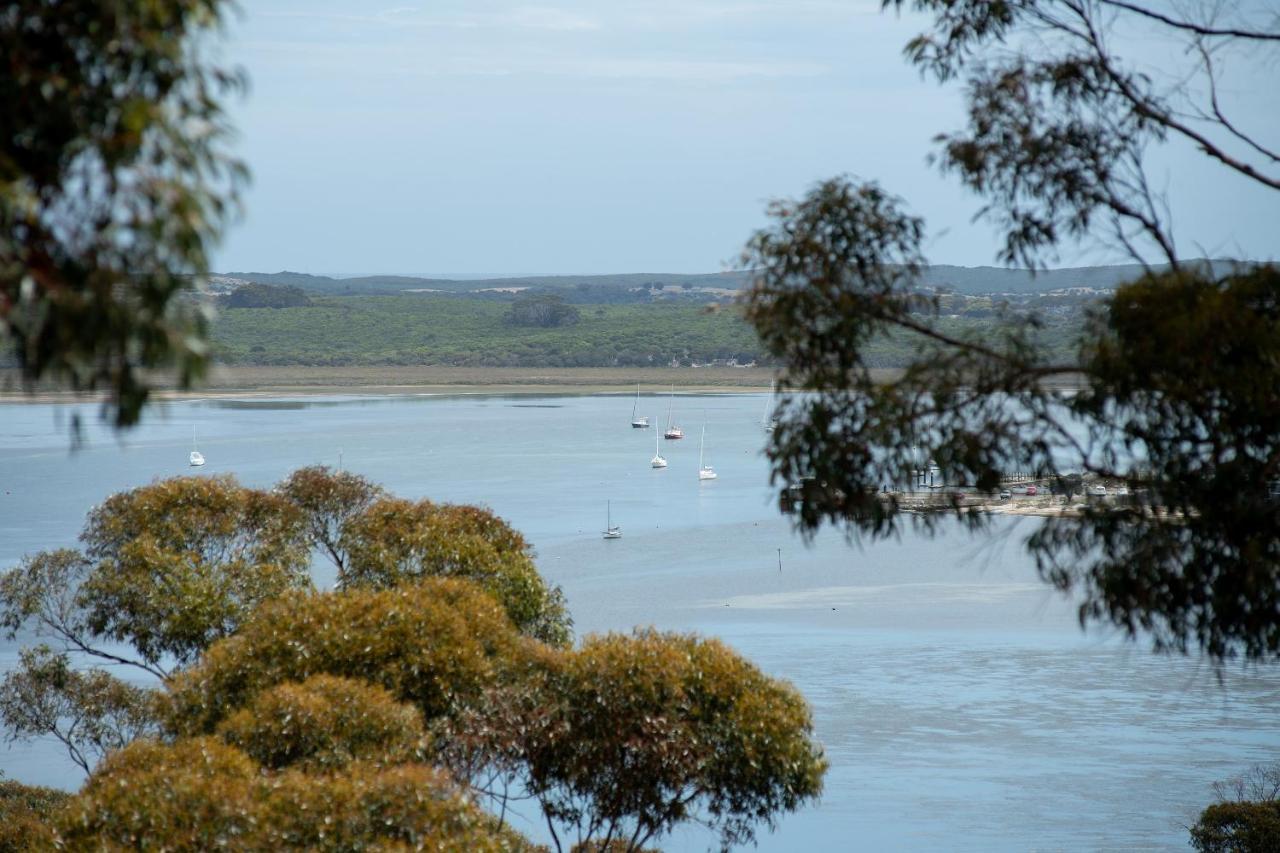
[215,1,1280,275]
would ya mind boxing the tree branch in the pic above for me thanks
[1096,0,1280,42]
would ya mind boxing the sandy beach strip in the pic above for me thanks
[0,365,820,404]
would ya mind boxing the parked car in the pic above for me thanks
[1090,484,1107,497]
[999,489,1012,500]
[1025,485,1038,496]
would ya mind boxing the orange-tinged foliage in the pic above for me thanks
[165,578,525,735]
[454,629,827,851]
[56,738,536,851]
[340,497,571,645]
[276,466,385,572]
[77,475,312,666]
[83,475,308,571]
[0,780,68,852]
[216,674,427,772]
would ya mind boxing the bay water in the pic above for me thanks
[0,393,1276,850]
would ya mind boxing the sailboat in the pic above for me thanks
[698,424,717,481]
[651,424,667,468]
[630,384,650,428]
[762,380,778,432]
[188,428,205,467]
[663,384,684,440]
[602,500,622,539]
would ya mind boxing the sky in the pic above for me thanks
[214,0,1280,276]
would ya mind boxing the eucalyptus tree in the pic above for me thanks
[745,0,1280,661]
[1,0,246,428]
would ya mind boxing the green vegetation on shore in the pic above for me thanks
[210,293,1083,369]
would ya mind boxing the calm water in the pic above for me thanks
[0,393,1276,851]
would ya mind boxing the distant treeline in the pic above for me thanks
[209,293,1083,369]
[211,260,1240,298]
[224,283,313,309]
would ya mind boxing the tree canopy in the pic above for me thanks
[743,2,1280,663]
[507,293,581,328]
[1191,763,1280,853]
[0,470,827,851]
[224,283,312,309]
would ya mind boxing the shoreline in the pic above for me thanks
[0,364,1080,405]
[0,365,811,405]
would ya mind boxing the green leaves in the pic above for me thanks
[3,470,828,850]
[743,176,1280,662]
[79,475,313,668]
[1,0,246,427]
[1031,266,1280,660]
[340,497,572,646]
[743,177,1055,540]
[0,646,158,774]
[215,675,428,772]
[163,579,524,736]
[452,630,827,852]
[57,737,534,851]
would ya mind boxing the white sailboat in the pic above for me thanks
[602,500,622,539]
[663,384,684,440]
[188,428,205,467]
[651,424,667,468]
[763,380,778,432]
[630,384,650,429]
[698,424,717,481]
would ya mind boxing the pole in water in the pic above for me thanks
[338,448,344,471]
[777,548,782,572]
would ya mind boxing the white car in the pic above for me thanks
[1090,485,1107,497]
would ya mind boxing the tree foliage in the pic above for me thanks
[277,465,385,573]
[55,737,532,851]
[885,0,1280,268]
[340,497,572,646]
[0,0,246,427]
[1191,802,1280,853]
[79,475,312,668]
[214,674,427,773]
[1,471,827,850]
[743,0,1280,662]
[449,630,826,853]
[0,777,68,853]
[507,293,581,328]
[1191,763,1280,852]
[163,578,526,736]
[224,282,312,309]
[0,645,157,774]
[0,475,314,771]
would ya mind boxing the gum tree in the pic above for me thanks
[1,470,828,851]
[1,0,247,428]
[744,0,1280,662]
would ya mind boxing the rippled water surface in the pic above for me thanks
[1,393,1276,851]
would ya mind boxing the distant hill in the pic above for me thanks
[216,260,1240,297]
